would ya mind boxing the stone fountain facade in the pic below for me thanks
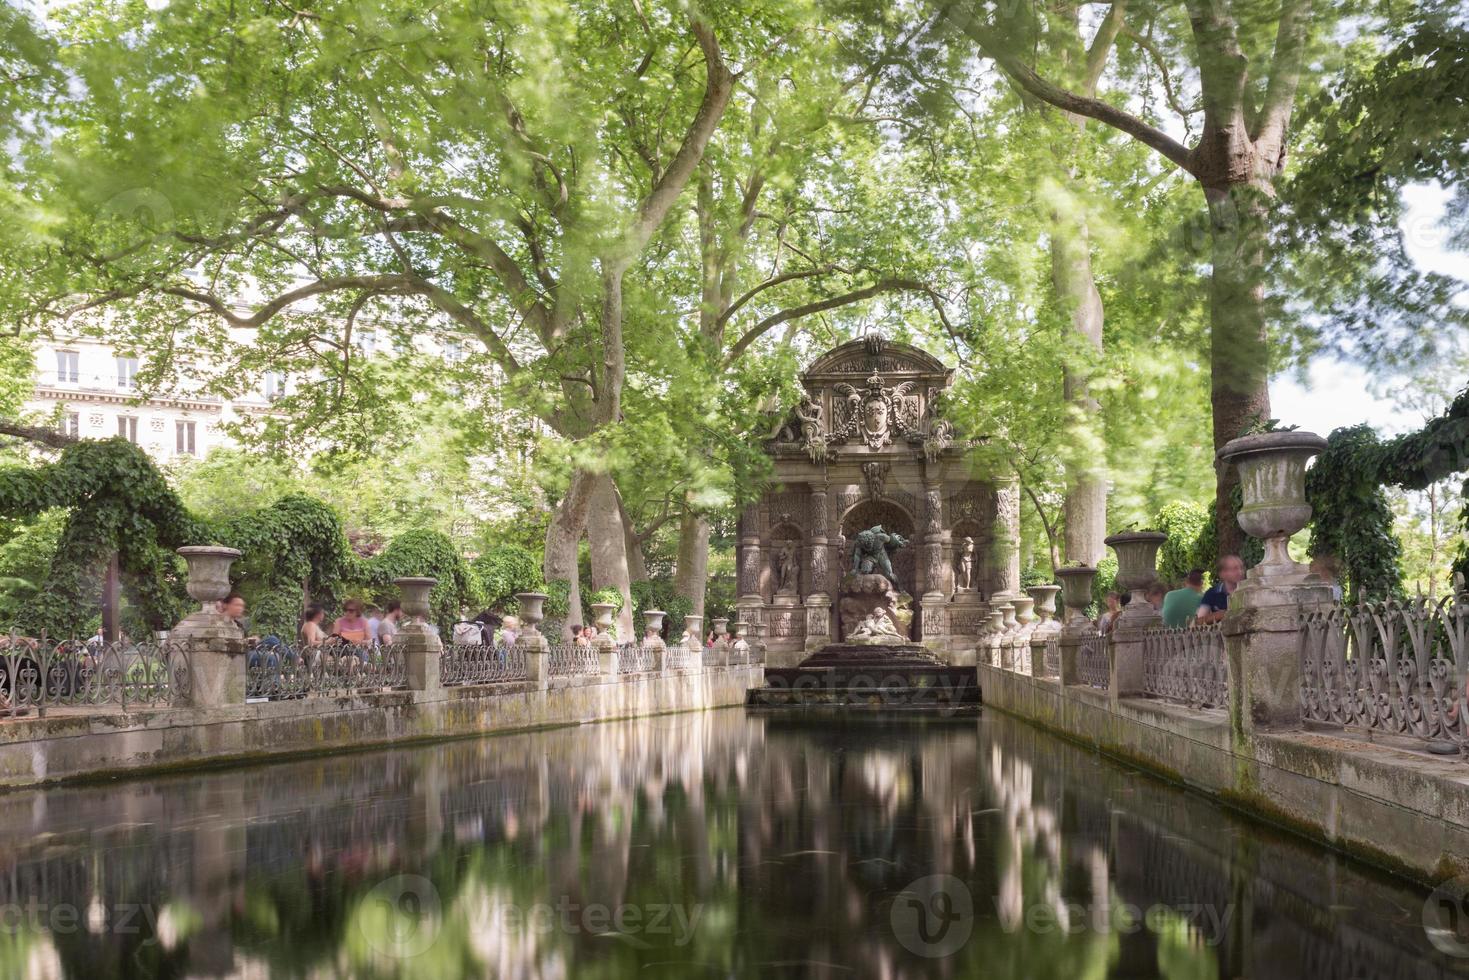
[739,336,1020,667]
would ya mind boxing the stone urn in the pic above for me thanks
[1217,430,1328,578]
[997,600,1018,632]
[516,592,548,634]
[1054,566,1098,627]
[1105,531,1166,626]
[1011,595,1036,627]
[642,609,665,641]
[1105,532,1166,593]
[683,614,704,650]
[177,546,241,612]
[590,602,617,639]
[396,577,437,623]
[1027,584,1061,624]
[712,617,730,638]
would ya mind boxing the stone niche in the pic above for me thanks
[738,336,1020,667]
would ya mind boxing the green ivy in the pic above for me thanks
[0,440,481,636]
[630,578,693,635]
[357,528,481,632]
[0,439,205,634]
[1152,501,1212,585]
[1308,388,1469,601]
[471,545,541,613]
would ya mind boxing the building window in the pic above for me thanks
[264,371,284,401]
[55,350,79,384]
[443,340,464,363]
[116,356,139,390]
[61,413,80,438]
[176,420,196,456]
[117,416,138,442]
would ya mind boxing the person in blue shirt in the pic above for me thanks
[1198,555,1245,624]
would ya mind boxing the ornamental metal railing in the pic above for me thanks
[1075,630,1109,691]
[547,642,601,677]
[1142,625,1228,709]
[245,640,407,699]
[1000,639,1031,674]
[1299,594,1469,753]
[0,632,191,718]
[1043,635,1060,678]
[441,642,528,685]
[663,643,699,670]
[617,644,655,674]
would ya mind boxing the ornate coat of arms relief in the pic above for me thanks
[833,374,919,450]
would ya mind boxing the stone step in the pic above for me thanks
[746,684,981,709]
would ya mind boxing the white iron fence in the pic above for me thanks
[547,642,601,677]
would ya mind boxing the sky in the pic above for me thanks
[1272,183,1467,437]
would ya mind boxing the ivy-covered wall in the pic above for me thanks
[1307,388,1469,601]
[0,438,490,638]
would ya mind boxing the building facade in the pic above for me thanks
[24,336,281,462]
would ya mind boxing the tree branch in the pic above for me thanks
[950,6,1195,173]
[0,418,78,450]
[1081,0,1129,96]
[617,19,735,264]
[723,278,938,365]
[1254,0,1313,157]
[716,264,841,330]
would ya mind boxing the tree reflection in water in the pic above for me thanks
[0,711,1459,978]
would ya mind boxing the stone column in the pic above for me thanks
[738,504,762,603]
[518,592,551,690]
[642,609,666,671]
[804,594,832,653]
[1104,532,1165,700]
[396,576,441,693]
[1055,565,1097,687]
[172,546,246,708]
[1217,431,1334,733]
[806,483,832,648]
[808,483,830,600]
[996,477,1022,595]
[591,602,619,678]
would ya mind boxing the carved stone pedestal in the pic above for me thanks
[838,573,909,642]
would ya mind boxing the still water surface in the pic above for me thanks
[0,709,1463,978]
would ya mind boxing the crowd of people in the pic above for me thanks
[1095,555,1248,634]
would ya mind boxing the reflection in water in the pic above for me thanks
[0,710,1461,978]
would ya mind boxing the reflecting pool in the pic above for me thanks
[0,709,1463,978]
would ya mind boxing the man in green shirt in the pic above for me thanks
[1161,569,1206,629]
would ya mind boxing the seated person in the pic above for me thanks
[332,600,371,644]
[1198,556,1245,625]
